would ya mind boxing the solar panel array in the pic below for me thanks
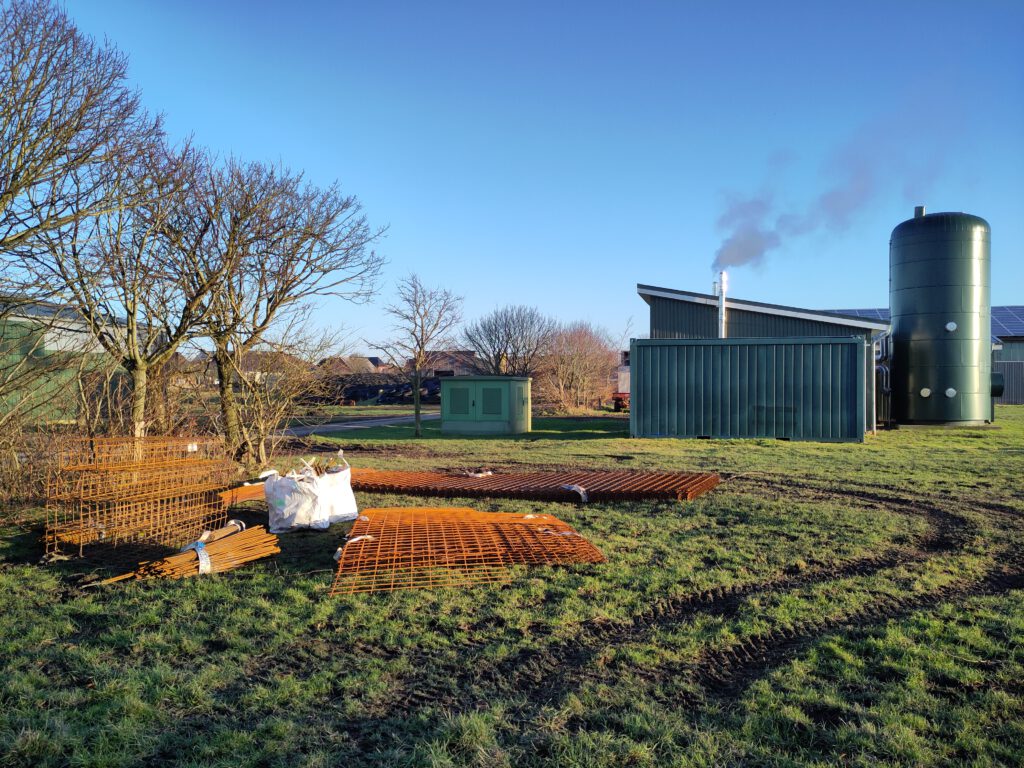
[831,306,1024,342]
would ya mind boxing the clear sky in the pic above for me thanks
[71,1,1024,346]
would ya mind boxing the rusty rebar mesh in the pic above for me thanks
[349,468,721,502]
[330,507,606,595]
[45,437,236,556]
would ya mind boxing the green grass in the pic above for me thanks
[2,408,1023,766]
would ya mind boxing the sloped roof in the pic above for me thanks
[637,284,890,332]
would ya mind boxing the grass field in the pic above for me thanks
[2,409,1023,767]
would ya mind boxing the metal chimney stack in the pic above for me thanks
[718,270,728,338]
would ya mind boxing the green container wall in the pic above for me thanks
[630,337,866,442]
[890,212,991,423]
[440,376,531,434]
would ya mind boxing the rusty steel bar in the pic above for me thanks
[348,468,720,503]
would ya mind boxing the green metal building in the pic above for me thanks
[440,376,531,435]
[630,336,867,442]
[639,285,888,341]
[632,285,888,441]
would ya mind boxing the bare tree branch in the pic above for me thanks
[373,274,463,436]
[0,0,161,255]
[201,158,386,460]
[462,304,556,376]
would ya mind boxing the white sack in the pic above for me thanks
[264,452,358,533]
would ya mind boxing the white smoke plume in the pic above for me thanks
[712,117,946,272]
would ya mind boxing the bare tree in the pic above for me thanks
[376,274,463,437]
[0,0,159,254]
[20,142,234,437]
[462,304,556,377]
[226,321,343,467]
[536,321,618,412]
[0,0,162,438]
[201,159,385,461]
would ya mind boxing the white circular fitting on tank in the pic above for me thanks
[945,321,958,332]
[945,388,957,398]
[920,388,932,398]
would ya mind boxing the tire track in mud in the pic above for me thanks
[689,565,1024,702]
[234,479,1017,730]
[394,481,999,715]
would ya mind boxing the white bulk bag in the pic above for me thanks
[263,453,358,533]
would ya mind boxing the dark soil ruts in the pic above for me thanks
[227,476,1022,734]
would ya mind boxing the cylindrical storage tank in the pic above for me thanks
[890,210,991,424]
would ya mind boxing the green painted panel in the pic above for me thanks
[630,337,866,442]
[480,386,504,417]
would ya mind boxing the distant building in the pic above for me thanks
[416,350,478,377]
[0,298,119,423]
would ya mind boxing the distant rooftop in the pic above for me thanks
[835,306,1024,342]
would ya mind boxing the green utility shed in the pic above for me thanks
[440,376,531,435]
[630,337,868,442]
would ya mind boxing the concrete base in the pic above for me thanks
[441,420,527,435]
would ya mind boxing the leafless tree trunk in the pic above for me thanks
[201,159,385,461]
[375,274,463,437]
[19,142,235,437]
[462,305,556,376]
[0,0,163,437]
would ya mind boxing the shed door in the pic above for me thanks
[446,383,474,421]
[479,384,506,420]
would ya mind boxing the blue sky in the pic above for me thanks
[71,1,1024,345]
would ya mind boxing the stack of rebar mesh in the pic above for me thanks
[330,507,606,595]
[45,437,237,556]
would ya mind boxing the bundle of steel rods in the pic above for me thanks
[98,522,280,584]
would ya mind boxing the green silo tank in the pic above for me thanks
[889,208,991,424]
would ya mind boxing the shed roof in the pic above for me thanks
[637,284,890,332]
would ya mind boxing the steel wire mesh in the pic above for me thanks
[349,468,720,502]
[330,507,606,595]
[45,437,236,556]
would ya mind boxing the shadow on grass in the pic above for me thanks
[315,416,630,443]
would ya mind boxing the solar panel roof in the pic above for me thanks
[832,306,1024,342]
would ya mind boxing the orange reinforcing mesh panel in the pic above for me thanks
[45,437,236,556]
[330,507,606,595]
[349,468,720,502]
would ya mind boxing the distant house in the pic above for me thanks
[318,355,395,376]
[416,350,478,377]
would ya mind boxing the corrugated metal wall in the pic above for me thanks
[995,361,1024,405]
[648,296,718,338]
[995,341,1024,362]
[630,337,867,442]
[648,296,874,340]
